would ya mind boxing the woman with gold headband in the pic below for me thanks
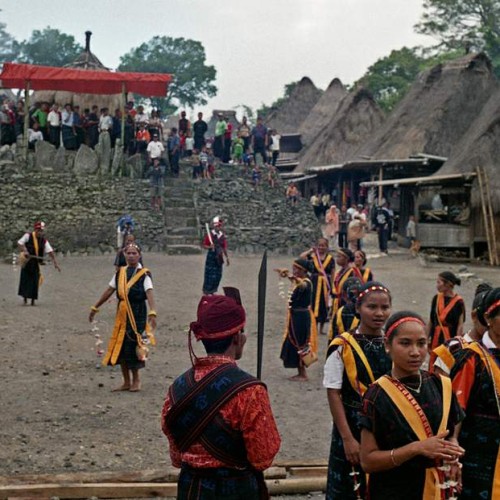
[450,287,500,499]
[324,282,392,499]
[279,258,318,381]
[426,271,465,371]
[89,243,157,392]
[360,311,464,499]
[331,248,362,319]
[300,238,335,336]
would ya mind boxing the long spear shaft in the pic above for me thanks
[257,250,267,379]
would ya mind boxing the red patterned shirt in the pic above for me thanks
[161,355,281,470]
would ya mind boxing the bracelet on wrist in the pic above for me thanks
[390,448,399,467]
[148,310,157,317]
[91,306,99,313]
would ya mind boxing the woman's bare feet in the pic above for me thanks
[112,384,130,392]
[129,381,141,392]
[288,374,308,382]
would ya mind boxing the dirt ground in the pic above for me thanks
[1,235,499,498]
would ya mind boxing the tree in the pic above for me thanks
[415,0,500,73]
[118,36,217,115]
[0,21,20,62]
[17,27,82,66]
[356,47,461,112]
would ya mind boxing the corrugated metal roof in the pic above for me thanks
[360,172,476,187]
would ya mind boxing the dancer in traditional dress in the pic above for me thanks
[202,217,229,294]
[328,276,362,341]
[89,243,156,392]
[433,283,492,375]
[331,248,362,319]
[300,238,335,336]
[161,294,280,499]
[354,249,373,283]
[450,287,500,499]
[360,311,465,500]
[426,271,465,371]
[17,221,61,305]
[324,282,393,499]
[279,259,318,381]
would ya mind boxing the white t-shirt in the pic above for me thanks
[18,232,53,254]
[99,115,113,131]
[28,129,44,143]
[108,265,153,292]
[185,137,194,151]
[433,332,473,375]
[47,110,60,127]
[147,141,165,158]
[323,345,345,389]
[270,134,281,151]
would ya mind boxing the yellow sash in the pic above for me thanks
[32,232,44,287]
[328,306,359,341]
[433,344,457,372]
[332,267,353,317]
[329,332,374,396]
[362,267,371,283]
[102,267,154,366]
[312,254,332,318]
[377,375,452,500]
[465,342,500,498]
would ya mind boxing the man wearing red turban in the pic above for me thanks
[161,294,281,499]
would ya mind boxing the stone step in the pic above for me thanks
[164,216,198,227]
[166,234,200,245]
[166,244,203,255]
[164,187,194,196]
[166,226,200,236]
[163,206,197,216]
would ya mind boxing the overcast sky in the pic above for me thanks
[0,0,432,117]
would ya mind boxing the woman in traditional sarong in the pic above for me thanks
[89,243,156,392]
[300,238,335,336]
[328,276,362,341]
[450,287,500,499]
[360,311,465,500]
[426,271,465,371]
[325,204,339,248]
[323,282,393,499]
[280,259,317,381]
[202,217,229,295]
[354,249,373,283]
[433,283,492,375]
[331,248,362,320]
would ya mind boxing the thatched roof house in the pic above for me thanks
[298,78,347,148]
[33,31,122,111]
[296,87,385,171]
[356,53,497,160]
[266,77,323,134]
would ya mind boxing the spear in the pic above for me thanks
[257,250,267,379]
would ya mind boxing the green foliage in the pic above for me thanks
[356,47,462,112]
[415,0,500,75]
[118,36,217,115]
[17,27,82,66]
[0,21,20,62]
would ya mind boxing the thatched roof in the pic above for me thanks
[296,87,385,171]
[298,78,347,147]
[266,77,323,134]
[206,110,239,137]
[356,53,497,160]
[436,85,500,212]
[32,31,121,111]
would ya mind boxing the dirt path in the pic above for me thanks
[1,240,498,497]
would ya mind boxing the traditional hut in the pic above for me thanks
[298,78,347,148]
[32,31,122,111]
[265,77,323,134]
[356,53,497,160]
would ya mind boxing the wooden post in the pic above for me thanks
[23,81,30,160]
[120,82,126,176]
[378,166,383,205]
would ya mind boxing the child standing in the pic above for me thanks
[232,132,244,164]
[190,148,201,179]
[199,145,209,179]
[146,159,165,211]
[252,164,261,190]
[185,131,194,157]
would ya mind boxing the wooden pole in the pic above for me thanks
[378,166,383,205]
[23,81,30,160]
[119,82,126,176]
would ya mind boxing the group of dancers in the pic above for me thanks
[279,236,499,499]
[16,220,500,499]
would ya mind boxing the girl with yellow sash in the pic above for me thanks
[353,250,373,284]
[450,288,500,499]
[300,238,335,336]
[323,282,392,499]
[360,311,464,500]
[89,244,157,392]
[331,248,362,320]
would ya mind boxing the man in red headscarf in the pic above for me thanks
[17,221,61,305]
[161,294,281,499]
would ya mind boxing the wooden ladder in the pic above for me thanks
[476,166,499,265]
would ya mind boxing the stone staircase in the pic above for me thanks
[163,163,202,255]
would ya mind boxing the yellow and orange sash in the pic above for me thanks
[32,232,44,287]
[362,267,371,283]
[312,253,333,318]
[377,374,451,500]
[328,306,359,341]
[102,266,155,366]
[329,332,374,396]
[332,267,356,318]
[464,342,500,497]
